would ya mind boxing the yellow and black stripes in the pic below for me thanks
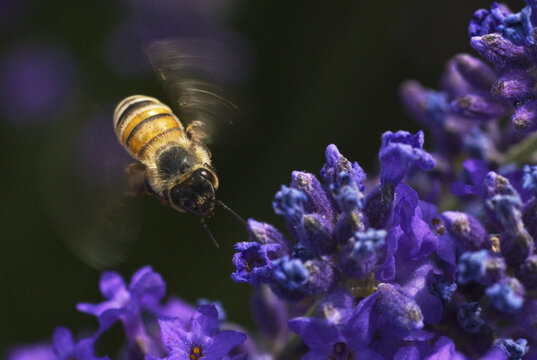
[113,95,186,161]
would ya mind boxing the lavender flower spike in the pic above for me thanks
[378,130,435,186]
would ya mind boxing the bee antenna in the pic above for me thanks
[201,218,219,248]
[215,200,247,227]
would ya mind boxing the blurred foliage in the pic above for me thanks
[0,0,494,356]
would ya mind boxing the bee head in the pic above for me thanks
[168,168,218,217]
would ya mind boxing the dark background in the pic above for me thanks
[0,0,497,356]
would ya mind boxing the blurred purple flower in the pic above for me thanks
[51,327,108,360]
[77,266,166,355]
[0,42,76,125]
[6,343,54,360]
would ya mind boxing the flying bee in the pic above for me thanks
[114,39,246,246]
[114,95,219,216]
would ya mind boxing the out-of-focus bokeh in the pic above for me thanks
[0,0,495,356]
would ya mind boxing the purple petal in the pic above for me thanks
[97,308,127,331]
[403,330,435,341]
[191,305,219,337]
[342,291,379,349]
[129,266,166,306]
[153,296,196,322]
[205,330,247,359]
[436,235,456,267]
[7,343,54,360]
[288,317,338,352]
[291,171,334,221]
[303,352,330,360]
[51,327,74,357]
[379,130,435,186]
[162,351,190,360]
[74,338,103,360]
[425,337,457,360]
[99,271,127,299]
[158,317,188,352]
[479,348,508,360]
[394,346,420,360]
[375,227,400,282]
[145,355,162,360]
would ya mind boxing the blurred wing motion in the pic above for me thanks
[40,112,142,269]
[147,38,245,143]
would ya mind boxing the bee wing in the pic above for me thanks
[41,113,143,269]
[146,38,246,143]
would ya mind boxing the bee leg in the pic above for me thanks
[124,162,151,197]
[186,120,211,143]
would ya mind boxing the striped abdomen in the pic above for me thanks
[113,95,185,161]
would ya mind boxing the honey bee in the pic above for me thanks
[114,39,245,246]
[114,95,219,216]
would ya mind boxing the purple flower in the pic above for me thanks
[457,302,485,334]
[374,283,424,333]
[469,3,510,37]
[247,219,290,250]
[499,6,535,46]
[51,327,108,360]
[457,250,505,285]
[0,42,76,125]
[516,255,537,290]
[486,277,525,313]
[288,292,382,360]
[452,54,497,91]
[291,171,334,221]
[442,211,490,251]
[269,256,309,301]
[329,171,364,213]
[491,70,535,101]
[523,165,537,194]
[495,338,529,360]
[231,242,282,286]
[272,185,307,226]
[424,336,469,360]
[321,144,366,191]
[512,100,537,131]
[470,33,531,72]
[77,266,166,354]
[147,305,246,360]
[450,93,508,121]
[378,130,435,187]
[338,228,386,279]
[6,343,54,360]
[429,280,457,304]
[451,158,489,197]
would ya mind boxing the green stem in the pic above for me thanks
[502,132,537,165]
